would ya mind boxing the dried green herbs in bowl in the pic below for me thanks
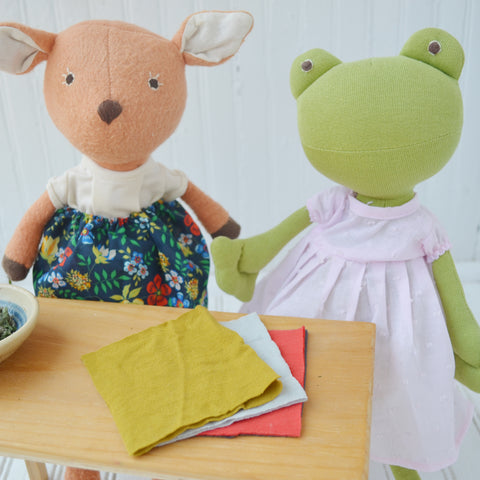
[0,285,39,364]
[0,306,18,340]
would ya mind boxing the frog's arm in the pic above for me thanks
[432,251,480,390]
[211,206,311,302]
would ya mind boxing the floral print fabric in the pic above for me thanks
[33,200,209,307]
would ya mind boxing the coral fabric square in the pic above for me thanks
[201,326,307,437]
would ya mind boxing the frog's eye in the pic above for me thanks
[301,59,313,72]
[428,41,442,55]
[400,28,464,80]
[290,49,342,99]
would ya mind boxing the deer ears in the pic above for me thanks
[0,23,56,74]
[0,11,253,75]
[172,10,254,66]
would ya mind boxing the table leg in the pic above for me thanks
[24,460,48,480]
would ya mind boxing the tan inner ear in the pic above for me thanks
[172,11,253,66]
[0,26,43,73]
[0,23,56,74]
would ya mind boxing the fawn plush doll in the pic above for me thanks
[0,11,252,480]
[213,28,480,479]
[0,11,252,309]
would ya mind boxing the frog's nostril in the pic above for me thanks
[98,100,122,124]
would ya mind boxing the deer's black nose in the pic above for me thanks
[97,100,122,124]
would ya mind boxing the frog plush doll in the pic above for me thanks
[212,28,480,479]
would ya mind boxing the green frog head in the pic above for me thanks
[290,28,464,204]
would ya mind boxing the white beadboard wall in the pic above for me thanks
[1,1,480,479]
[0,0,480,268]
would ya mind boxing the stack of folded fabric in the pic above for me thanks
[158,314,308,445]
[82,306,307,456]
[201,326,307,438]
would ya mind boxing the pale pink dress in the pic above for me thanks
[241,186,473,472]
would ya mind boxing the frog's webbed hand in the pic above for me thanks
[211,237,258,302]
[211,206,311,302]
[433,251,480,391]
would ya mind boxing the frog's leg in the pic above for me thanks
[390,465,421,480]
[454,354,480,392]
[432,251,480,392]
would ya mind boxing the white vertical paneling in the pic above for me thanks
[122,0,162,33]
[86,0,126,21]
[460,0,480,262]
[370,0,405,57]
[327,0,373,62]
[260,0,297,228]
[215,0,277,236]
[185,0,238,220]
[0,0,478,264]
[52,0,92,27]
[0,1,46,265]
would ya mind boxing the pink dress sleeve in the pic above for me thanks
[306,186,350,227]
[421,213,452,263]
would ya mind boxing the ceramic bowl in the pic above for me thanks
[0,284,39,364]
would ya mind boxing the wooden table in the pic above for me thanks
[0,297,375,480]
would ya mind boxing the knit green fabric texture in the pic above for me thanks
[212,206,311,302]
[292,30,464,201]
[390,465,422,480]
[400,27,464,80]
[432,251,480,392]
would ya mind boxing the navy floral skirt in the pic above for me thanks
[33,200,209,307]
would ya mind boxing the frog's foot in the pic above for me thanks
[455,354,480,393]
[390,465,421,480]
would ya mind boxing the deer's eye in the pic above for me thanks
[62,68,75,86]
[148,73,162,91]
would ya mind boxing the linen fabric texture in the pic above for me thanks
[202,326,307,437]
[81,306,282,456]
[46,156,188,219]
[241,185,473,472]
[156,313,307,445]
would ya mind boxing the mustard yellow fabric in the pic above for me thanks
[82,306,282,455]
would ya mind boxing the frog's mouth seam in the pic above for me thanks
[301,130,462,154]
